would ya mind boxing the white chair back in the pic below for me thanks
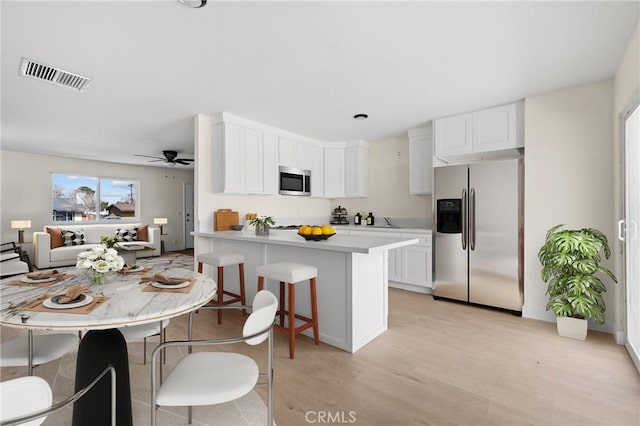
[0,376,52,426]
[243,290,278,345]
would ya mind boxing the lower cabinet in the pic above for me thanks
[349,229,432,292]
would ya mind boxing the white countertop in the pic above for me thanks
[331,225,432,234]
[195,229,419,254]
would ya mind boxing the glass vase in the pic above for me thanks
[86,269,111,286]
[255,225,270,236]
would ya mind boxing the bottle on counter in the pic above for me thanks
[354,212,362,225]
[366,212,375,226]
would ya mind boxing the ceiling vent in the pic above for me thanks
[19,58,92,92]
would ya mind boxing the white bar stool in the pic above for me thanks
[196,252,246,324]
[256,262,319,359]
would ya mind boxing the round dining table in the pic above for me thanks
[0,264,217,426]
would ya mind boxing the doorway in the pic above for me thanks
[184,183,194,249]
[622,97,639,372]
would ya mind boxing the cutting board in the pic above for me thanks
[214,209,239,231]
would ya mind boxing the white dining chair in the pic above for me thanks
[0,331,79,376]
[118,319,170,364]
[150,290,278,426]
[0,365,116,426]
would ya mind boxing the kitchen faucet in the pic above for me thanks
[384,217,392,226]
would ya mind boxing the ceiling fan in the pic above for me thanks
[134,150,194,166]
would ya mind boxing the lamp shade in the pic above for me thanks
[154,218,168,225]
[11,220,32,229]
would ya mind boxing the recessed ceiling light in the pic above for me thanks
[353,114,368,120]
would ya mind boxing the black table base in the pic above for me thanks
[72,329,133,426]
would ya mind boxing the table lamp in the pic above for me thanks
[154,217,168,235]
[11,220,32,244]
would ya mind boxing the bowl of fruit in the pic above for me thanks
[297,225,336,241]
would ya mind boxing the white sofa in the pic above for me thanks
[33,223,160,269]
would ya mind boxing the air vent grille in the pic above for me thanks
[19,58,92,92]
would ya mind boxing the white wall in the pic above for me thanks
[333,136,432,224]
[0,150,194,255]
[523,81,616,332]
[613,23,640,340]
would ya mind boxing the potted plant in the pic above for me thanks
[248,215,275,235]
[538,224,618,340]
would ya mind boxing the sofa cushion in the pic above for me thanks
[51,244,101,263]
[61,229,86,246]
[116,228,137,242]
[46,227,64,249]
[135,224,148,242]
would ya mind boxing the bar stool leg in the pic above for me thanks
[310,277,319,345]
[197,262,204,274]
[239,263,247,315]
[216,266,224,324]
[279,282,286,327]
[258,276,264,291]
[288,282,296,359]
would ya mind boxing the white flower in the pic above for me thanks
[76,244,125,273]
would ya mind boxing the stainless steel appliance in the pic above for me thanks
[433,158,523,312]
[279,166,311,196]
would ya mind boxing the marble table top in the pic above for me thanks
[0,265,216,332]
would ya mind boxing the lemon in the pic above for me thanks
[312,226,323,236]
[300,226,312,235]
[321,225,334,235]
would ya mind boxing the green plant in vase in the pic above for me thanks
[538,224,617,338]
[248,215,275,235]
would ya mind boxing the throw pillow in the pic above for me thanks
[61,229,86,246]
[135,224,148,242]
[46,227,64,249]
[116,228,137,242]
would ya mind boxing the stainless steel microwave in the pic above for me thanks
[279,166,311,196]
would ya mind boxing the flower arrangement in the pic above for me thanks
[248,215,275,235]
[76,245,125,284]
[99,234,121,249]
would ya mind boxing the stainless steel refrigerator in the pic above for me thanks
[433,158,523,312]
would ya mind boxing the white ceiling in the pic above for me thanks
[1,1,638,168]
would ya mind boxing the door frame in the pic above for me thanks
[619,90,640,373]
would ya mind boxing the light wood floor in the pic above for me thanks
[250,288,639,426]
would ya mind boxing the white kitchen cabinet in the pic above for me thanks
[388,247,402,282]
[278,137,297,168]
[324,147,345,198]
[310,144,324,197]
[408,124,433,194]
[212,121,270,194]
[401,245,431,287]
[345,142,368,197]
[279,137,312,171]
[262,132,279,194]
[434,101,523,161]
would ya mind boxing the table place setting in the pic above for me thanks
[139,273,196,293]
[16,284,109,314]
[6,269,73,287]
[118,263,151,274]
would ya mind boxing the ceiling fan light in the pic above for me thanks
[178,0,207,8]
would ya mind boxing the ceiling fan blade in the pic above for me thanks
[134,154,163,160]
[176,158,194,162]
[175,159,192,165]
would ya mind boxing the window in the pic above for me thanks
[52,174,138,222]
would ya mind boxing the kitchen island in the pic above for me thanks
[194,229,418,352]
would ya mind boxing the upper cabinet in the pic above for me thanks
[324,140,369,198]
[408,124,433,195]
[345,141,369,198]
[211,112,369,198]
[434,101,524,163]
[211,114,278,195]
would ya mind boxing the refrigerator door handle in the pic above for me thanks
[618,219,626,242]
[462,188,467,250]
[470,187,476,251]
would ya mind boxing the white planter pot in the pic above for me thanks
[556,316,587,340]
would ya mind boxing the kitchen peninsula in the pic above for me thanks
[194,229,418,352]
